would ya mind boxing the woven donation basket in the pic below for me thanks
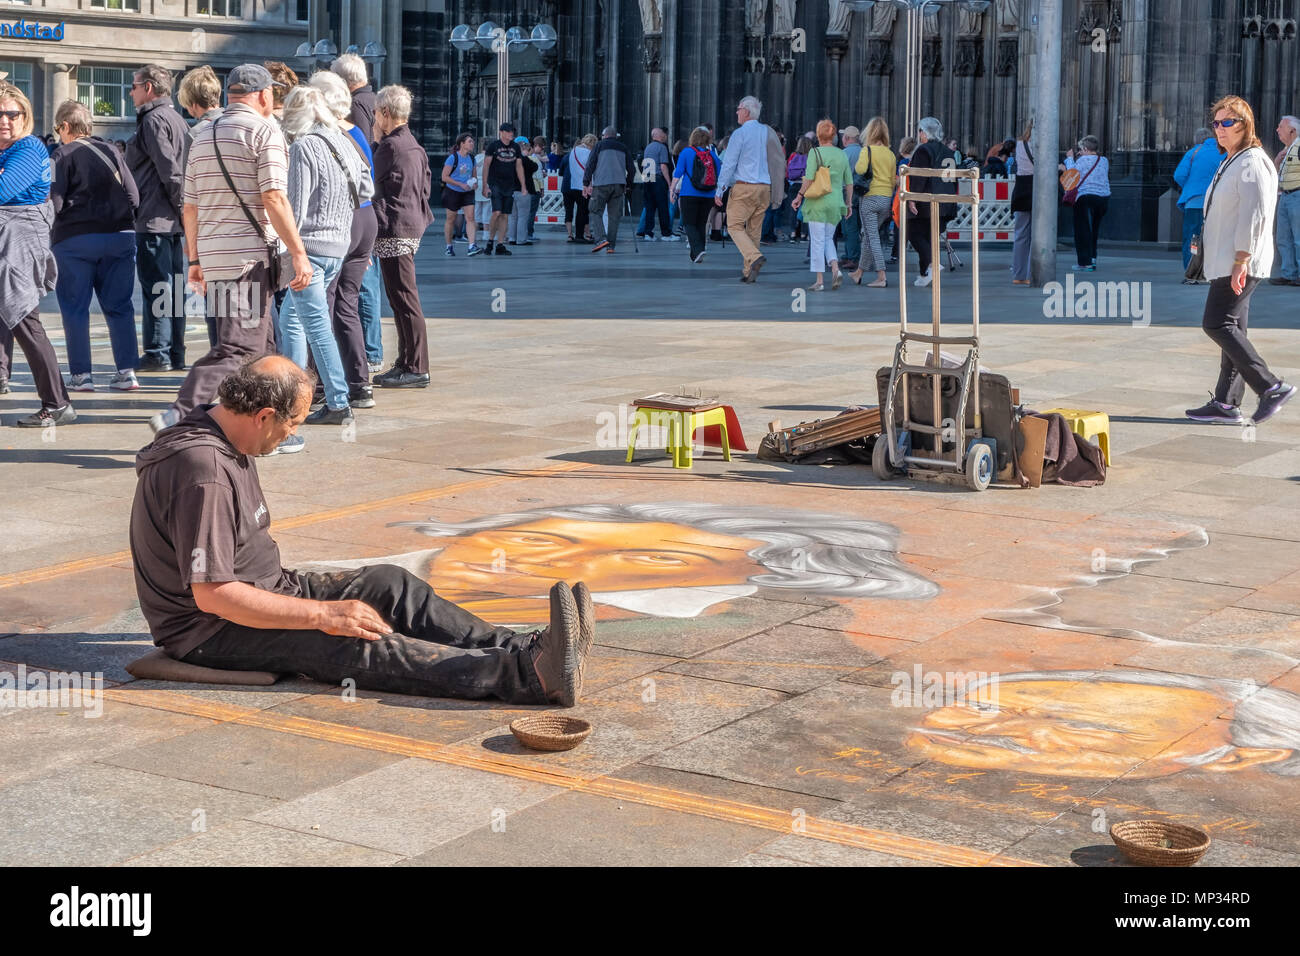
[1110,821,1211,866]
[510,715,592,752]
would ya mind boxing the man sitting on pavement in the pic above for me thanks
[130,354,593,706]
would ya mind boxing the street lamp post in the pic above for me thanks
[291,39,386,79]
[450,22,557,132]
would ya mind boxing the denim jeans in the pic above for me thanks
[53,231,138,374]
[1275,191,1300,280]
[181,565,548,704]
[842,203,862,264]
[1012,210,1032,281]
[359,254,383,364]
[278,254,347,409]
[1180,206,1203,271]
[136,232,186,367]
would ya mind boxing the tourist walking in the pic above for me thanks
[840,125,862,270]
[151,64,312,441]
[527,135,548,241]
[716,95,774,282]
[1270,115,1300,285]
[371,85,434,389]
[1185,95,1295,426]
[561,134,595,242]
[1173,127,1222,275]
[177,66,223,139]
[507,140,537,245]
[785,137,812,242]
[49,100,141,393]
[638,127,675,240]
[905,117,957,287]
[126,64,189,373]
[0,81,75,427]
[440,132,481,256]
[849,117,897,288]
[583,126,635,254]
[482,122,525,256]
[279,85,372,430]
[310,70,379,411]
[671,126,720,264]
[1060,135,1111,271]
[790,119,852,291]
[1010,120,1035,285]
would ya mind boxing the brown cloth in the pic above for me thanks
[1032,412,1106,486]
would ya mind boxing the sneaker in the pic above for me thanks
[304,404,355,425]
[368,362,384,375]
[494,244,512,256]
[348,385,375,409]
[444,244,455,257]
[66,372,95,392]
[1252,381,1297,424]
[527,582,582,707]
[591,239,610,253]
[110,369,140,391]
[271,434,306,455]
[484,242,495,255]
[15,404,76,428]
[137,355,172,373]
[692,250,706,264]
[914,270,934,288]
[0,375,8,394]
[750,254,767,279]
[1071,263,1096,272]
[467,243,485,256]
[604,245,616,254]
[636,233,654,241]
[572,581,597,687]
[372,364,408,385]
[148,408,179,433]
[376,370,430,389]
[1185,396,1243,424]
[661,234,681,242]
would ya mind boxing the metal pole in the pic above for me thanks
[1030,0,1062,287]
[498,47,508,129]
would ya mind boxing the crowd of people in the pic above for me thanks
[0,72,1294,436]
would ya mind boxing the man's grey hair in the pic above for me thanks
[134,64,173,98]
[953,669,1300,777]
[398,502,939,601]
[739,95,762,120]
[601,125,618,138]
[217,356,316,422]
[1192,127,1213,145]
[376,84,412,124]
[54,100,93,137]
[330,52,369,89]
[918,116,943,141]
[1282,115,1300,136]
[280,85,337,140]
[309,70,353,122]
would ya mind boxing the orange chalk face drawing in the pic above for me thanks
[905,672,1298,780]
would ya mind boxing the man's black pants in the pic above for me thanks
[1202,275,1278,407]
[181,565,547,703]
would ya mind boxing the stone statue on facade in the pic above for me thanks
[997,0,1020,32]
[772,0,795,35]
[827,0,854,37]
[638,0,663,35]
[746,0,768,35]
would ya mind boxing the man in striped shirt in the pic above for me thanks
[150,64,311,436]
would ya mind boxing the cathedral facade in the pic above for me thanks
[399,0,1298,241]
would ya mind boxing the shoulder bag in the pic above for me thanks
[1061,156,1100,206]
[211,116,290,290]
[852,146,874,198]
[804,147,832,199]
[1185,147,1247,282]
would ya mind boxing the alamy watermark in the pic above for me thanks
[1042,274,1152,327]
[890,664,1000,713]
[0,664,104,718]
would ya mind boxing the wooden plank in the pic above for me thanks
[1018,415,1048,489]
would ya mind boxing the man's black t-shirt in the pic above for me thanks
[484,139,522,189]
[130,406,300,659]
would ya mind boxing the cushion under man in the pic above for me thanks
[129,355,592,705]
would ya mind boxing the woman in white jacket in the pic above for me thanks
[1185,95,1295,426]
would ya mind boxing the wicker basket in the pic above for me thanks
[1110,821,1211,866]
[510,715,592,752]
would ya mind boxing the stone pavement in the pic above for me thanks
[2,230,1299,867]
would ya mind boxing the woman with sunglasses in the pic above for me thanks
[0,83,75,427]
[1185,96,1295,426]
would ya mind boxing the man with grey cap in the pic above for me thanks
[149,64,312,447]
[582,125,635,253]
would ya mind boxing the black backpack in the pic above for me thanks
[688,147,717,190]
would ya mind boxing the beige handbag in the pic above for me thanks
[804,147,832,199]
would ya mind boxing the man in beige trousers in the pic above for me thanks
[715,95,782,282]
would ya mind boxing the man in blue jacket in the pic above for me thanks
[1173,127,1224,275]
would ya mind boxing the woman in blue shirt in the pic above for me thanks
[440,132,482,256]
[0,83,74,427]
[670,126,721,264]
[1173,128,1225,273]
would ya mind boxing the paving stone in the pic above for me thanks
[98,721,407,800]
[123,820,401,867]
[0,763,276,866]
[592,596,816,659]
[251,757,565,856]
[397,791,775,866]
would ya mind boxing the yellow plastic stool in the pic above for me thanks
[1041,408,1111,466]
[627,405,732,469]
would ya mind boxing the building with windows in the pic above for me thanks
[0,0,308,139]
